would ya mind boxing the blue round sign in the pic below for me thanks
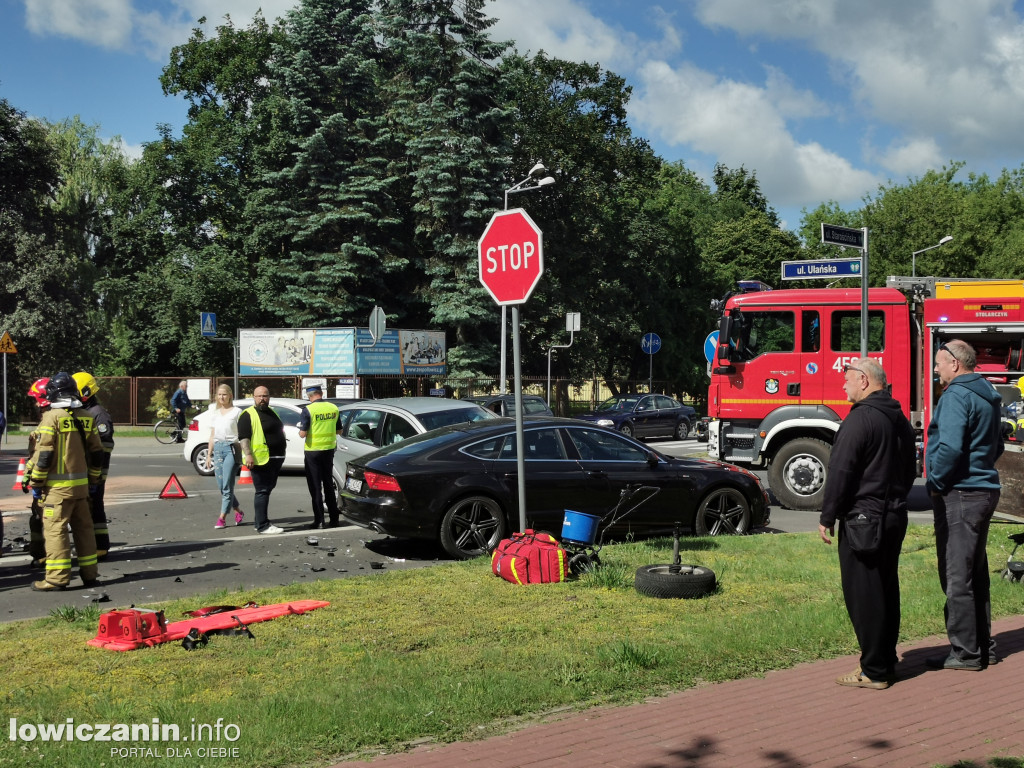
[642,332,662,354]
[704,331,719,363]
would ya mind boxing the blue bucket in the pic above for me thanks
[561,510,601,546]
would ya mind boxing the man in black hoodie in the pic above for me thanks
[820,358,916,689]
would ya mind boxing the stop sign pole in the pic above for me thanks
[479,208,544,533]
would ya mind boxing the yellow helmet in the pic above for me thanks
[72,371,99,400]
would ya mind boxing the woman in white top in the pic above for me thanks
[208,384,245,528]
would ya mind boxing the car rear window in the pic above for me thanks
[417,407,496,431]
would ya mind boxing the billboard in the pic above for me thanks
[239,327,445,376]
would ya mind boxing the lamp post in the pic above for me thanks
[912,235,953,278]
[499,162,556,394]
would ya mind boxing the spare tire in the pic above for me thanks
[634,564,717,599]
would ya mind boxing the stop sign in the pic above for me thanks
[478,208,544,305]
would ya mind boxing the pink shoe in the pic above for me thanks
[214,518,226,529]
[234,509,244,526]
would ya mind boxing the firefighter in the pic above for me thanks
[27,371,105,591]
[73,371,114,558]
[22,378,50,565]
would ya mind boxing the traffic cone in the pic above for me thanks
[238,465,253,486]
[12,458,26,491]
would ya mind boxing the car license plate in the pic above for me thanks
[345,477,363,493]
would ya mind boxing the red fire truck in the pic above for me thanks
[706,276,1024,510]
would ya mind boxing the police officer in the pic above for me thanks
[22,378,51,565]
[297,384,341,529]
[27,371,105,591]
[73,371,114,558]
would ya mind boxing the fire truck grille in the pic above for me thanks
[725,435,755,450]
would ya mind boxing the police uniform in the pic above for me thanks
[297,387,340,528]
[29,400,105,590]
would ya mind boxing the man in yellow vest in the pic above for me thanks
[238,385,287,534]
[27,371,105,591]
[297,384,341,529]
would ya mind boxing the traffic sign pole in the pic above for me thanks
[512,306,527,533]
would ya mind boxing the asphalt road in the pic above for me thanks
[0,433,935,624]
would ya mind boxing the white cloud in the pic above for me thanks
[872,137,944,176]
[631,59,878,207]
[26,0,135,49]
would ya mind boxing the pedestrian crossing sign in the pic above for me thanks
[200,312,217,338]
[0,331,17,354]
[159,473,188,499]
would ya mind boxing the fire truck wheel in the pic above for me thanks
[634,564,717,599]
[768,437,831,510]
[694,487,751,535]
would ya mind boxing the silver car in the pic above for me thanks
[333,397,498,501]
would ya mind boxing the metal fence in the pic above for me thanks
[15,375,700,426]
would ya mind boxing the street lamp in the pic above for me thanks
[912,235,953,278]
[499,162,556,394]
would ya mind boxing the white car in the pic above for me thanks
[183,397,313,477]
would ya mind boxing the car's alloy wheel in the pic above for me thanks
[439,495,507,560]
[674,420,690,440]
[192,446,214,477]
[694,487,751,535]
[618,422,634,437]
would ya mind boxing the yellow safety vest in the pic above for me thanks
[243,406,270,465]
[304,401,339,451]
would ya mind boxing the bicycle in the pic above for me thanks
[154,408,193,445]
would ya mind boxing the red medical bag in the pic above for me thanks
[491,530,566,585]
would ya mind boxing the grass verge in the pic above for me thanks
[2,525,1024,768]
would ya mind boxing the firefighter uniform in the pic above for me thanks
[297,387,340,528]
[81,403,114,555]
[22,427,48,563]
[29,406,105,590]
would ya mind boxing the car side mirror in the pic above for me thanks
[646,451,659,467]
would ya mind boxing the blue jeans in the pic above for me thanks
[932,488,1000,664]
[212,442,241,517]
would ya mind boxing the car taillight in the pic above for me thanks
[189,419,199,431]
[364,471,401,492]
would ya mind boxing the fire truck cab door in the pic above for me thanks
[723,309,799,420]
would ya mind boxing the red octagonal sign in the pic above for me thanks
[478,208,544,305]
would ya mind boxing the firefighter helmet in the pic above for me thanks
[73,371,100,400]
[27,378,50,407]
[45,371,79,403]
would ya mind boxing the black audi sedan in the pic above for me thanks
[340,417,769,559]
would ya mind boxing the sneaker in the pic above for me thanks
[215,518,226,529]
[926,654,983,671]
[258,524,284,535]
[234,509,245,526]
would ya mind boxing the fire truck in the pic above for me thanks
[706,276,1024,510]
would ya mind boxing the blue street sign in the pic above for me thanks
[201,312,217,337]
[781,258,863,281]
[704,331,719,363]
[641,332,662,355]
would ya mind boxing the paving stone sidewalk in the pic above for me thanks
[339,613,1024,768]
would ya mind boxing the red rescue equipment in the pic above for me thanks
[88,600,330,651]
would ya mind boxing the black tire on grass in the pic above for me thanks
[634,564,717,599]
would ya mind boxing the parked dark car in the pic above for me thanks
[462,394,554,417]
[576,394,697,440]
[340,417,769,559]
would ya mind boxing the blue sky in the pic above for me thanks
[3,0,1024,231]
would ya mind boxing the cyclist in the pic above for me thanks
[170,380,191,443]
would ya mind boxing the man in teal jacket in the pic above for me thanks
[925,339,1003,671]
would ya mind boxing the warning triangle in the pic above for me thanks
[159,473,188,499]
[0,331,17,354]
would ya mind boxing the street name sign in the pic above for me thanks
[821,223,865,249]
[781,258,863,281]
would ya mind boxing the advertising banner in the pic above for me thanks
[240,327,444,376]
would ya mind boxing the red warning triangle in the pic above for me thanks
[159,473,188,499]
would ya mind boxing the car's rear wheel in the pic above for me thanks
[192,446,214,476]
[618,422,634,438]
[439,495,507,560]
[674,420,690,440]
[694,487,751,535]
